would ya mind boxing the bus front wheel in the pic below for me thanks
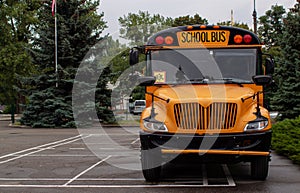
[141,148,162,182]
[251,156,269,180]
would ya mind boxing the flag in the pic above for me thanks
[52,0,56,16]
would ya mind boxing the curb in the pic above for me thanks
[8,123,29,128]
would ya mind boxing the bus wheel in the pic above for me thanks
[251,156,269,180]
[141,148,161,182]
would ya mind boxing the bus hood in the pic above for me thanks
[143,84,270,134]
[153,84,256,103]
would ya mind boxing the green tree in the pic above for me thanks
[118,11,173,45]
[217,21,250,30]
[100,36,128,84]
[0,0,40,116]
[257,4,286,111]
[21,0,107,127]
[107,41,145,102]
[118,11,171,101]
[258,5,286,49]
[172,13,208,26]
[271,1,300,119]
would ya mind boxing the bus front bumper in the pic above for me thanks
[140,130,272,157]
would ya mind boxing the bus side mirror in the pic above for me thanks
[252,75,272,86]
[265,58,274,75]
[129,49,139,66]
[138,76,156,86]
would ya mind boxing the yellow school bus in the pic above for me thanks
[129,25,274,182]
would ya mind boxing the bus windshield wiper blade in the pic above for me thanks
[188,78,206,83]
[214,78,244,87]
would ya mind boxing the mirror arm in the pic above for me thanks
[149,93,157,119]
[255,91,262,117]
[144,92,170,121]
[132,46,146,54]
[262,53,274,61]
[146,92,170,103]
[241,91,264,118]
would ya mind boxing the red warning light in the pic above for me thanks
[243,34,252,44]
[155,36,164,45]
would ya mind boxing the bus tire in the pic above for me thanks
[141,148,161,182]
[251,156,269,180]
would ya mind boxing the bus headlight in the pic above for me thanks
[244,119,268,132]
[143,119,168,132]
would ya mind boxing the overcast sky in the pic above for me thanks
[99,0,295,36]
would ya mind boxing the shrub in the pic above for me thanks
[272,116,300,164]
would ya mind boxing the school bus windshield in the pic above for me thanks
[149,48,257,85]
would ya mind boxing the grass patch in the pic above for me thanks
[272,116,300,164]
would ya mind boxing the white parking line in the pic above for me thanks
[0,184,236,188]
[130,138,140,145]
[0,171,236,188]
[0,178,145,181]
[0,135,82,160]
[222,164,236,186]
[202,164,208,185]
[63,155,112,186]
[8,154,95,157]
[69,148,86,150]
[0,130,237,189]
[0,135,91,165]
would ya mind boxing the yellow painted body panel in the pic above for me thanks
[141,84,271,135]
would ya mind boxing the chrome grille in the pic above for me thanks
[174,102,237,130]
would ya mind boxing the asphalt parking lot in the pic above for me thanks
[0,120,300,193]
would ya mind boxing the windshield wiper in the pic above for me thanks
[188,78,206,83]
[212,78,244,87]
[189,78,245,86]
[223,78,245,87]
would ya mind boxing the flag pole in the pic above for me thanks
[252,0,257,34]
[231,9,234,26]
[54,0,58,87]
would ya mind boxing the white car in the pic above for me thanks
[133,100,146,115]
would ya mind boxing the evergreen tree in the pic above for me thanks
[258,5,286,49]
[21,0,107,127]
[256,4,287,111]
[271,1,300,119]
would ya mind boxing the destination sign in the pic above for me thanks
[177,30,230,47]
